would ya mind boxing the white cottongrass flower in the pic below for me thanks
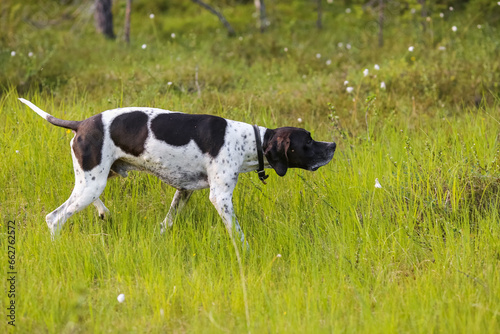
[11,51,16,57]
[28,52,34,57]
[346,43,351,49]
[380,81,386,89]
[408,46,414,52]
[171,33,176,38]
[451,26,457,32]
[346,87,354,93]
[363,68,369,77]
[410,8,416,14]
[438,46,446,51]
[344,80,349,86]
[449,6,454,11]
[337,42,343,48]
[326,59,332,65]
[477,24,482,29]
[141,44,147,49]
[149,13,155,19]
[117,294,125,303]
[374,64,380,70]
[498,2,500,5]
[345,8,351,14]
[439,13,444,18]
[297,118,303,123]
[276,254,282,258]
[316,53,321,59]
[284,47,288,52]
[375,178,382,188]
[167,82,173,86]
[15,150,20,154]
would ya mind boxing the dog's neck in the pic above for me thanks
[239,125,272,174]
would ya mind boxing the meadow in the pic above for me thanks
[1,1,500,333]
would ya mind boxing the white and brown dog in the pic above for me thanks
[20,98,336,243]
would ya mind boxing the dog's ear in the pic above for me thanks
[264,133,290,177]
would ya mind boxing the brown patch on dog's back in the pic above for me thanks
[72,114,104,171]
[110,111,149,156]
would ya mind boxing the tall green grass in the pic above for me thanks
[1,92,499,333]
[1,1,500,333]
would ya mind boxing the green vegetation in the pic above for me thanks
[1,1,499,333]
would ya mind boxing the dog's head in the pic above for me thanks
[263,127,336,177]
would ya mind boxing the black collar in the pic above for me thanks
[253,125,269,184]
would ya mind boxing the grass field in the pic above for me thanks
[1,1,500,333]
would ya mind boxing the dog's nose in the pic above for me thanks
[330,142,336,151]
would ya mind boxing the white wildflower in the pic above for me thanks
[451,26,457,32]
[171,33,176,38]
[297,118,302,123]
[276,254,282,258]
[11,51,16,57]
[363,68,369,77]
[380,81,386,89]
[346,87,354,93]
[344,80,349,86]
[239,36,243,41]
[345,8,351,14]
[477,24,482,29]
[15,150,20,154]
[141,44,147,49]
[408,46,414,52]
[117,294,125,303]
[346,43,351,49]
[439,13,444,18]
[438,46,446,51]
[374,64,380,70]
[375,178,382,188]
[149,13,155,19]
[284,47,288,52]
[326,59,332,65]
[316,53,321,59]
[167,82,173,86]
[28,52,34,57]
[337,42,343,48]
[449,6,454,11]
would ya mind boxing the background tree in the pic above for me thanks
[94,0,115,39]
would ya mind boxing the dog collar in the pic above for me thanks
[253,125,269,185]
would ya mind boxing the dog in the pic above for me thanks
[20,98,336,244]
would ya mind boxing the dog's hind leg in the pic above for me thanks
[93,198,110,220]
[160,189,193,233]
[46,137,111,236]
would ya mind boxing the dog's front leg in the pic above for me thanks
[208,177,247,248]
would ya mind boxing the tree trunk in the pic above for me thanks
[124,0,132,44]
[254,0,267,32]
[94,0,115,39]
[378,0,384,47]
[317,0,322,29]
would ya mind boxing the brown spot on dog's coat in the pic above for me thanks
[72,114,104,171]
[110,111,149,156]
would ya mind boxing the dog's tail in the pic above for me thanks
[19,98,81,131]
